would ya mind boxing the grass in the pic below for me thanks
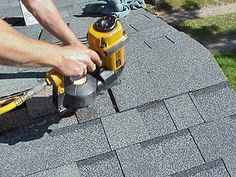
[175,13,236,42]
[156,0,236,11]
[174,13,236,90]
[214,51,236,91]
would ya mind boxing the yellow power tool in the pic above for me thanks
[44,16,128,112]
[0,16,127,115]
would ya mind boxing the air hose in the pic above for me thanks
[0,81,48,116]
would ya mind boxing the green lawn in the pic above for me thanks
[156,0,236,11]
[175,13,236,43]
[174,13,236,90]
[214,51,236,91]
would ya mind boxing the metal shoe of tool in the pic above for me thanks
[49,16,128,111]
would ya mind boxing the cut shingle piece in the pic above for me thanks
[170,159,229,177]
[190,82,236,121]
[111,31,226,111]
[76,91,116,123]
[29,163,80,177]
[117,129,204,177]
[0,119,110,177]
[164,94,203,130]
[190,116,236,176]
[76,151,123,177]
[102,101,176,150]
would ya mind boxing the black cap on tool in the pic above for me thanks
[94,16,117,32]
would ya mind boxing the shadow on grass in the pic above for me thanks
[145,0,201,22]
[174,23,236,51]
[145,0,236,51]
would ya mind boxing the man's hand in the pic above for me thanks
[0,19,102,76]
[55,46,102,77]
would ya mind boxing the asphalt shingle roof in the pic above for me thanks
[0,0,235,176]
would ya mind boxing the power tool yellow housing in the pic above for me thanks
[88,16,126,71]
[0,16,127,115]
[50,16,128,111]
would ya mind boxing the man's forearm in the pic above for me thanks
[22,0,82,46]
[0,19,62,68]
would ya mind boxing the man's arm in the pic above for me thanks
[0,19,101,76]
[21,0,82,46]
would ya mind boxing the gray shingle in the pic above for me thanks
[4,6,22,17]
[0,77,38,97]
[39,28,60,44]
[26,86,58,119]
[116,129,204,177]
[111,31,226,111]
[14,24,42,39]
[55,0,80,9]
[102,109,150,150]
[48,114,78,130]
[136,101,177,138]
[76,151,123,177]
[190,116,236,176]
[121,10,177,37]
[9,0,19,8]
[164,94,203,130]
[0,66,50,97]
[0,119,110,177]
[76,91,116,123]
[102,101,176,150]
[0,65,27,73]
[190,82,236,121]
[0,1,10,10]
[66,16,100,38]
[122,10,173,33]
[170,159,229,177]
[29,163,80,177]
[0,107,30,133]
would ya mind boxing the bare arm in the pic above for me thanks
[21,0,82,46]
[0,19,61,67]
[0,19,101,76]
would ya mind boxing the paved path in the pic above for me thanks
[199,2,236,18]
[157,2,236,23]
[155,2,236,52]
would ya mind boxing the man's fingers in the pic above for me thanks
[81,64,88,76]
[86,61,96,72]
[89,49,102,66]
